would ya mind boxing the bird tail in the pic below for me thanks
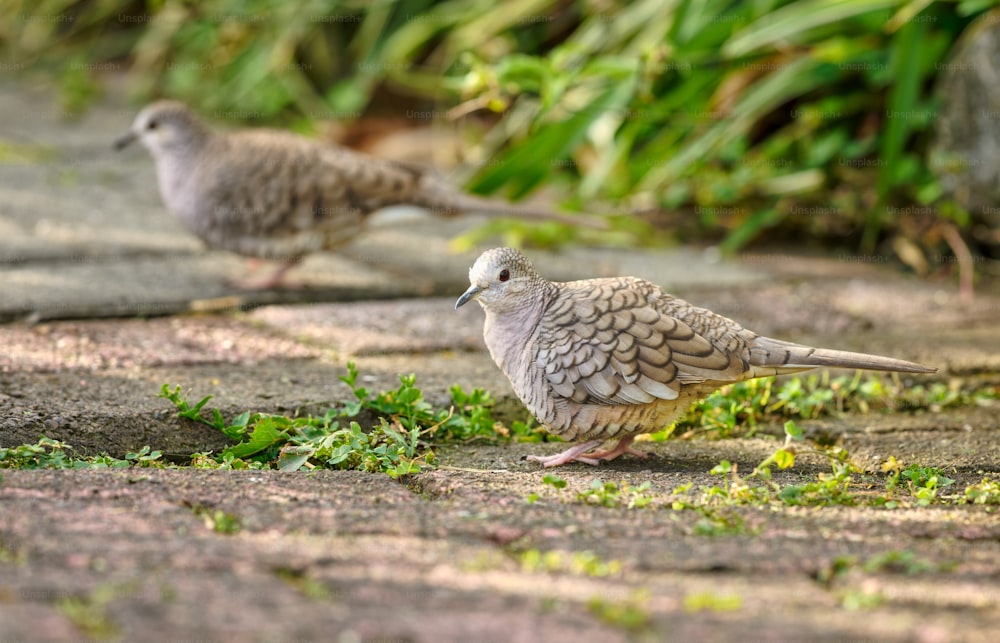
[414,177,610,230]
[750,336,937,374]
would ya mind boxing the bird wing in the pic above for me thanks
[215,130,425,219]
[534,277,752,406]
[314,145,427,213]
[245,132,601,225]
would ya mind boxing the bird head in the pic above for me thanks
[455,247,542,312]
[113,100,207,156]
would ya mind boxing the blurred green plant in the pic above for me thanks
[460,0,987,257]
[1,0,992,259]
[963,477,1000,505]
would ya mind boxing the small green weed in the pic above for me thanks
[185,502,241,535]
[587,590,652,632]
[206,510,241,535]
[862,550,940,575]
[542,473,567,490]
[883,458,956,506]
[274,568,332,600]
[675,422,859,509]
[56,584,124,640]
[816,556,857,587]
[156,362,515,477]
[690,507,751,537]
[964,477,1000,505]
[577,479,654,509]
[750,420,804,480]
[840,588,885,611]
[527,473,568,503]
[0,437,80,469]
[123,446,165,467]
[527,475,655,508]
[777,461,858,507]
[0,438,166,470]
[683,591,743,612]
[518,549,622,577]
[819,549,951,610]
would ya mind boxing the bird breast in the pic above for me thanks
[152,149,205,233]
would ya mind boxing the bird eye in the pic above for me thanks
[147,120,158,130]
[498,269,510,282]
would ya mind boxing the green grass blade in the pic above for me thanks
[864,14,927,251]
[724,0,905,57]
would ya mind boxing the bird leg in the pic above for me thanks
[227,258,303,290]
[526,440,604,467]
[579,435,647,462]
[526,436,647,468]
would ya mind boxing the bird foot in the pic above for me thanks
[526,437,644,468]
[226,275,305,291]
[578,436,645,463]
[227,260,303,290]
[526,440,604,468]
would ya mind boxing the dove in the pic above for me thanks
[455,247,938,467]
[114,100,600,289]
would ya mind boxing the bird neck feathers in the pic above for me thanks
[482,285,553,374]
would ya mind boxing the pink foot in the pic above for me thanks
[580,436,646,462]
[227,275,305,290]
[526,440,604,467]
[526,436,647,468]
[227,259,303,290]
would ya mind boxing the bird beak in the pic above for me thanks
[455,284,483,309]
[113,131,137,151]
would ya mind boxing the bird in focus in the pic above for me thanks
[456,247,938,467]
[114,100,599,289]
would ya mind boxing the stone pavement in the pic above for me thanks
[2,82,1000,641]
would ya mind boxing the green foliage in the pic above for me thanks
[576,479,654,509]
[0,437,80,469]
[542,473,567,490]
[820,549,953,609]
[690,507,751,537]
[518,549,622,577]
[507,418,553,443]
[159,364,453,477]
[883,457,956,506]
[528,472,568,503]
[274,568,332,600]
[776,459,858,507]
[0,437,166,470]
[964,477,1000,505]
[751,420,803,480]
[55,584,122,640]
[529,475,655,508]
[862,549,940,575]
[188,504,242,535]
[840,587,886,611]
[701,441,857,509]
[683,591,743,613]
[587,590,652,631]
